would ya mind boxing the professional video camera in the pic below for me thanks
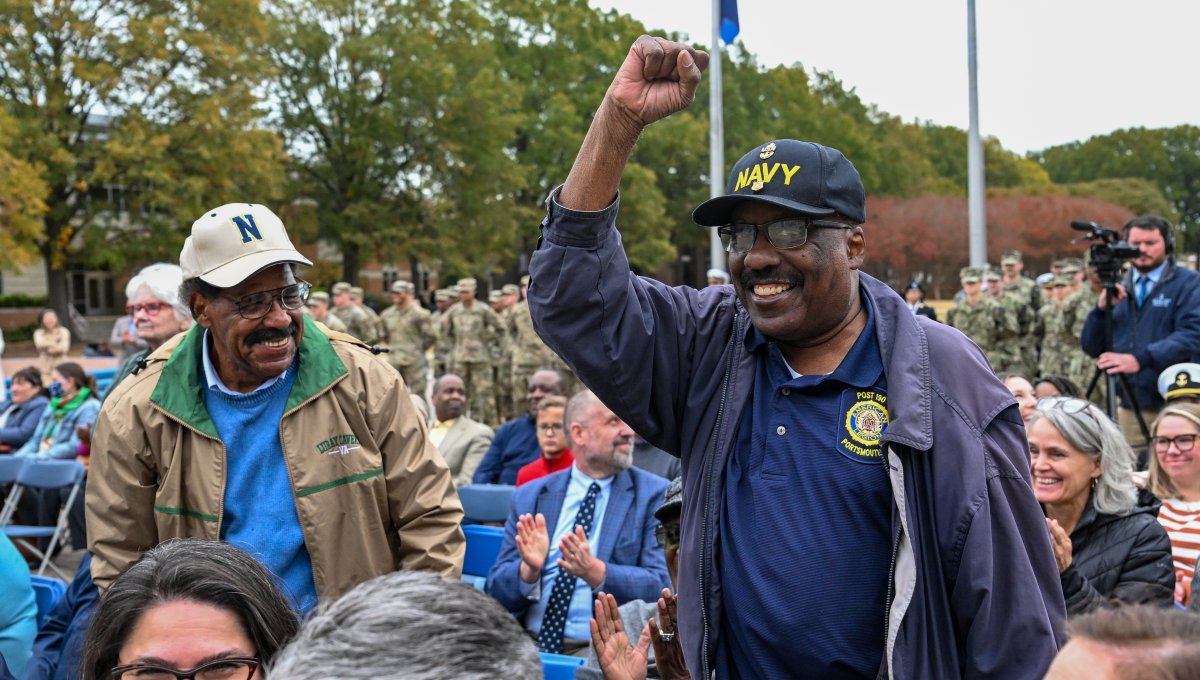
[1070,220,1141,287]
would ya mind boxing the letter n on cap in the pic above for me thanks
[232,214,263,243]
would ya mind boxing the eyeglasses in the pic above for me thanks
[1153,434,1197,453]
[126,302,167,317]
[717,217,855,254]
[655,523,680,550]
[221,281,311,320]
[1037,396,1097,416]
[110,657,260,680]
[537,423,564,433]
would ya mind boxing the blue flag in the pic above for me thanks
[720,0,740,44]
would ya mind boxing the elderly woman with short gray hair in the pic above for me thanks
[1028,396,1174,614]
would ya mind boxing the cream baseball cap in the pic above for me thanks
[180,203,312,288]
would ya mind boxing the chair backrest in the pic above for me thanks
[458,484,515,523]
[29,575,67,629]
[0,456,26,484]
[539,652,585,680]
[16,460,85,489]
[462,524,506,579]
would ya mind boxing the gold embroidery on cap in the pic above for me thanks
[759,142,777,160]
[750,179,764,192]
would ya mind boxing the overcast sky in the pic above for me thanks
[590,0,1197,155]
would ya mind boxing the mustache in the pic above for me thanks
[613,436,634,447]
[739,268,804,290]
[245,322,299,347]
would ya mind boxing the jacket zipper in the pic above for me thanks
[701,312,739,680]
[882,447,900,678]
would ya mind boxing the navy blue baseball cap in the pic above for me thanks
[692,139,866,226]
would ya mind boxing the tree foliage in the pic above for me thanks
[268,0,526,282]
[0,107,47,268]
[0,0,284,315]
[1032,126,1200,248]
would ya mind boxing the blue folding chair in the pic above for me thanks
[29,575,67,629]
[539,652,585,680]
[0,460,86,579]
[458,484,515,524]
[0,456,26,485]
[462,524,505,590]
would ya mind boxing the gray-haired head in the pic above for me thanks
[268,571,541,680]
[127,262,190,321]
[1029,398,1137,515]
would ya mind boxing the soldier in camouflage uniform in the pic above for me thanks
[1059,260,1106,405]
[487,288,514,421]
[304,291,347,333]
[947,267,1013,371]
[351,286,385,345]
[1036,274,1076,378]
[1000,250,1043,373]
[380,280,436,399]
[442,278,505,425]
[986,267,1029,375]
[329,282,378,344]
[432,288,457,377]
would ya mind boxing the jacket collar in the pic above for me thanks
[535,466,633,562]
[149,315,348,438]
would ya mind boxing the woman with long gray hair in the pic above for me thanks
[1028,396,1174,614]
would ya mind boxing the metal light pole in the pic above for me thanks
[967,0,986,267]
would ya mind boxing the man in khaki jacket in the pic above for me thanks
[86,203,463,612]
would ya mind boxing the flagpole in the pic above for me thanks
[709,0,727,276]
[967,0,986,267]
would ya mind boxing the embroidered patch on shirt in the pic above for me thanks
[1151,295,1172,308]
[837,389,889,464]
[315,433,361,455]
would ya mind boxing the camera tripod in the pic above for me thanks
[1085,281,1150,457]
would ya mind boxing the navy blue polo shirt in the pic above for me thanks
[716,293,892,679]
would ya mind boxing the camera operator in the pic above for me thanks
[1081,215,1200,449]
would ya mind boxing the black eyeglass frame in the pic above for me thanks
[717,217,856,254]
[1152,434,1198,453]
[220,281,311,320]
[110,656,260,680]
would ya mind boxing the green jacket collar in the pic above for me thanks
[150,316,348,438]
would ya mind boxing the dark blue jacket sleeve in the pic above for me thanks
[471,429,508,485]
[1080,305,1106,358]
[527,190,735,455]
[21,553,98,680]
[0,397,48,449]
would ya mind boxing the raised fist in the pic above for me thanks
[605,35,710,129]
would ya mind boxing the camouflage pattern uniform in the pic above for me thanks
[1036,276,1077,378]
[986,270,1028,374]
[442,284,505,425]
[330,304,376,344]
[432,289,455,377]
[1063,284,1106,405]
[947,268,1013,371]
[350,286,385,346]
[381,300,436,399]
[507,299,571,413]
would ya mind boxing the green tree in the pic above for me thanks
[0,0,285,317]
[268,0,525,282]
[1033,126,1200,243]
[0,108,47,268]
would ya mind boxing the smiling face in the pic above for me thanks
[431,374,466,422]
[1028,417,1101,508]
[118,599,259,679]
[571,400,634,478]
[8,377,38,405]
[193,265,304,393]
[1005,376,1038,427]
[1153,414,1200,492]
[728,201,864,350]
[129,286,189,349]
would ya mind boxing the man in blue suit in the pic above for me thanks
[486,390,670,656]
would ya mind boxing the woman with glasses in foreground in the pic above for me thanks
[80,539,298,680]
[1028,397,1174,614]
[1142,402,1200,606]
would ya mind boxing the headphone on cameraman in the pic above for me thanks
[1123,215,1175,255]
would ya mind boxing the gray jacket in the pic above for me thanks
[528,191,1066,679]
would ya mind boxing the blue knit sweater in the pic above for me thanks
[204,366,316,613]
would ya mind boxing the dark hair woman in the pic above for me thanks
[81,539,299,680]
